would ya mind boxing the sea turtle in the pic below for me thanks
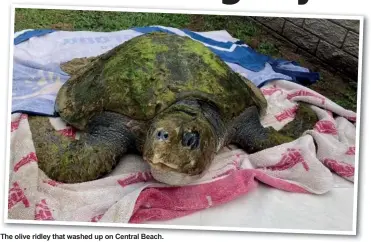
[28,32,318,185]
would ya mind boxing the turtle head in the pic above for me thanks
[143,108,217,184]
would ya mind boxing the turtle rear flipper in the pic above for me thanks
[227,103,318,154]
[60,56,99,77]
[278,102,319,140]
[29,112,139,183]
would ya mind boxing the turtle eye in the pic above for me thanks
[182,131,200,149]
[156,130,169,141]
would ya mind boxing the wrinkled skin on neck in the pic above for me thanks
[142,102,218,176]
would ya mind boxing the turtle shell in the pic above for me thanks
[56,32,267,130]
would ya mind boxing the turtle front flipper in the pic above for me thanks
[226,103,318,154]
[29,112,141,183]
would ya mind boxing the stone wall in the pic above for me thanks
[251,17,360,80]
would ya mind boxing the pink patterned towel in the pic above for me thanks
[7,79,357,224]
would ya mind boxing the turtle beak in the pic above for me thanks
[144,156,180,171]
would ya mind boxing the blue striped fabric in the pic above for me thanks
[14,29,56,45]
